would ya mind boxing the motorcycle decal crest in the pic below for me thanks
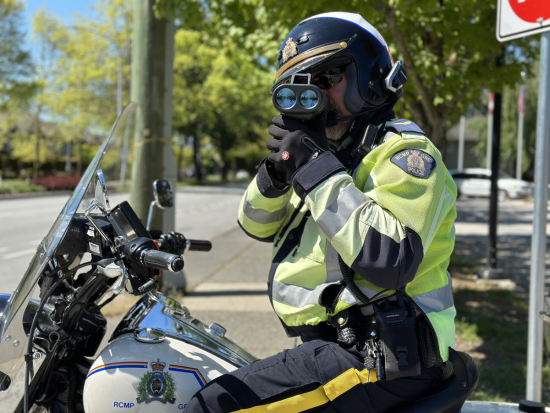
[390,149,436,179]
[136,359,176,404]
[282,38,298,63]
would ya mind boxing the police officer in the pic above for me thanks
[187,12,459,413]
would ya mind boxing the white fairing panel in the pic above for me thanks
[83,333,237,412]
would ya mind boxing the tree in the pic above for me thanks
[172,28,275,181]
[32,1,133,176]
[0,0,37,111]
[157,0,538,153]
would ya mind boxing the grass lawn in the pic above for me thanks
[450,253,550,403]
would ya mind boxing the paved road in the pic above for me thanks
[0,184,246,294]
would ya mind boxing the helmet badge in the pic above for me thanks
[282,38,298,64]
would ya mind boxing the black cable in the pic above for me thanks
[337,254,387,305]
[98,292,117,309]
[24,262,97,413]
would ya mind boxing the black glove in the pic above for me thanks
[266,94,330,181]
[265,159,288,183]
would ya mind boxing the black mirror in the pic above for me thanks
[153,180,174,209]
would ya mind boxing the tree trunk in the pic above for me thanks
[231,156,237,181]
[220,149,227,181]
[32,115,40,180]
[193,130,203,181]
[77,140,83,176]
[177,140,185,180]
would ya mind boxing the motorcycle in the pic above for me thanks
[0,104,545,413]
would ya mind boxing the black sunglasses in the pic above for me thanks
[311,66,347,89]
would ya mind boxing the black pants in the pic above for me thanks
[186,339,443,413]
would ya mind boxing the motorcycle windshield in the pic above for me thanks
[0,103,137,376]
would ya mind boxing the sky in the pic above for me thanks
[22,0,96,55]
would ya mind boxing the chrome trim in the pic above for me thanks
[111,292,256,367]
[111,266,129,296]
[134,328,165,344]
[146,200,156,231]
[84,198,116,253]
[94,170,111,213]
[97,262,124,279]
[205,323,226,338]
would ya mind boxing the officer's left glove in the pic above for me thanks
[266,96,330,181]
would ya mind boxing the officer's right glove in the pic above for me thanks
[265,159,288,184]
[266,95,330,181]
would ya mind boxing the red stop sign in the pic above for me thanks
[509,0,550,23]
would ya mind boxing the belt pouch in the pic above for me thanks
[374,291,421,380]
[379,324,421,380]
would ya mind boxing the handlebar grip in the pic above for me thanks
[140,249,184,272]
[187,239,212,252]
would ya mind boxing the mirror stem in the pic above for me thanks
[146,201,157,231]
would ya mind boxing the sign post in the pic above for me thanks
[497,0,550,402]
[526,32,550,403]
[487,93,494,168]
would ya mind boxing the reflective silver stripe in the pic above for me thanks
[325,243,344,283]
[272,279,382,308]
[272,280,341,308]
[316,185,367,240]
[382,131,396,143]
[412,273,454,314]
[423,187,450,254]
[340,285,381,306]
[242,193,288,224]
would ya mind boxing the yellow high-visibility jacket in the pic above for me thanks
[238,119,457,361]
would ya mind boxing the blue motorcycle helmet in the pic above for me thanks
[272,12,407,116]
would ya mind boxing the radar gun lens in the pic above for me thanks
[300,90,319,109]
[276,88,297,109]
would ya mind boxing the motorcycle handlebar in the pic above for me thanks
[140,249,184,272]
[187,239,212,252]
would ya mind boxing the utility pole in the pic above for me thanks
[129,0,177,232]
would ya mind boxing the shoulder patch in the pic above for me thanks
[390,149,436,179]
[386,119,425,135]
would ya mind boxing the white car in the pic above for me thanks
[449,168,533,201]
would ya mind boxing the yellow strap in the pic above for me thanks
[232,368,376,413]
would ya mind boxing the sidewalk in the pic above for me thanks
[453,198,550,297]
